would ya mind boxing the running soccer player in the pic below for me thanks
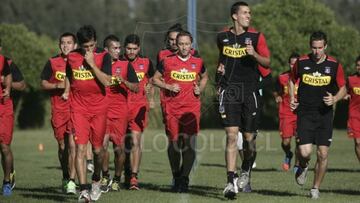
[273,53,299,171]
[123,34,154,190]
[290,31,346,199]
[65,25,112,202]
[153,31,208,193]
[345,56,360,163]
[0,40,13,196]
[40,32,77,194]
[217,1,271,198]
[99,34,138,193]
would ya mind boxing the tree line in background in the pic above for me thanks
[0,0,359,129]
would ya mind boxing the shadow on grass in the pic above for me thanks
[326,168,360,173]
[321,189,360,196]
[254,189,298,197]
[16,186,76,202]
[140,182,227,201]
[201,163,279,173]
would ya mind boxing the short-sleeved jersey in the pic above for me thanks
[216,27,270,93]
[41,55,70,112]
[157,55,206,110]
[0,55,11,98]
[126,56,154,103]
[347,73,360,118]
[276,71,298,118]
[291,54,346,112]
[157,48,198,66]
[106,58,138,118]
[66,48,112,113]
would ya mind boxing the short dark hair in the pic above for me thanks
[124,34,140,47]
[59,32,76,44]
[103,34,120,48]
[288,52,300,63]
[164,23,183,44]
[356,55,360,63]
[176,31,193,44]
[310,31,327,46]
[76,25,97,45]
[230,1,249,19]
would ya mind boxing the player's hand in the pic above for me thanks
[2,89,10,100]
[84,51,96,68]
[57,81,65,89]
[323,91,337,106]
[168,83,180,93]
[115,76,124,84]
[61,91,69,100]
[245,40,255,56]
[290,97,299,111]
[194,82,201,95]
[275,96,283,103]
[343,94,351,100]
[217,63,225,75]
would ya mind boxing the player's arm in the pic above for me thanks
[2,61,12,98]
[153,61,180,92]
[123,63,139,93]
[194,63,208,95]
[273,76,282,103]
[85,52,112,86]
[323,64,347,106]
[289,62,299,110]
[10,62,26,91]
[40,60,65,90]
[146,60,155,108]
[248,33,270,68]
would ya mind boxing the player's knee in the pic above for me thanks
[354,139,360,147]
[317,150,328,161]
[0,144,11,155]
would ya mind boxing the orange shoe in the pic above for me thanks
[129,176,139,190]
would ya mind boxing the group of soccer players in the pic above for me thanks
[1,1,360,201]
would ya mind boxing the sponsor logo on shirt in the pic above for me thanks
[55,71,66,81]
[324,66,331,74]
[73,69,94,80]
[222,43,247,58]
[170,68,196,82]
[137,72,145,81]
[110,76,121,85]
[304,66,311,70]
[302,71,331,86]
[353,87,360,95]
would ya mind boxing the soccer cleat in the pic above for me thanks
[293,165,300,174]
[223,182,236,199]
[2,183,12,196]
[129,176,140,190]
[90,181,102,201]
[66,180,77,194]
[282,152,293,171]
[100,176,112,193]
[78,190,90,203]
[237,170,250,189]
[233,174,239,194]
[242,183,252,193]
[310,188,320,199]
[295,166,308,186]
[10,170,15,190]
[87,162,94,173]
[252,162,257,169]
[111,180,120,191]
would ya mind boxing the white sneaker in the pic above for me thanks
[90,181,102,201]
[87,162,94,173]
[223,182,236,199]
[233,177,239,193]
[66,180,77,194]
[78,190,90,203]
[237,170,250,189]
[310,188,320,199]
[252,162,257,169]
[295,167,308,186]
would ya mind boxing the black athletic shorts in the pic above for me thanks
[296,109,333,146]
[218,86,260,133]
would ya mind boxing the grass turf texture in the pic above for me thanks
[0,129,359,202]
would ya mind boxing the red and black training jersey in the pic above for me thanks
[347,73,360,118]
[0,55,11,98]
[275,71,298,118]
[157,55,206,109]
[291,54,345,112]
[157,48,198,66]
[126,56,154,103]
[66,48,112,113]
[106,58,138,118]
[7,58,24,83]
[216,27,270,93]
[41,54,69,112]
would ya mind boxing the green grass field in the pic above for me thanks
[0,128,359,202]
